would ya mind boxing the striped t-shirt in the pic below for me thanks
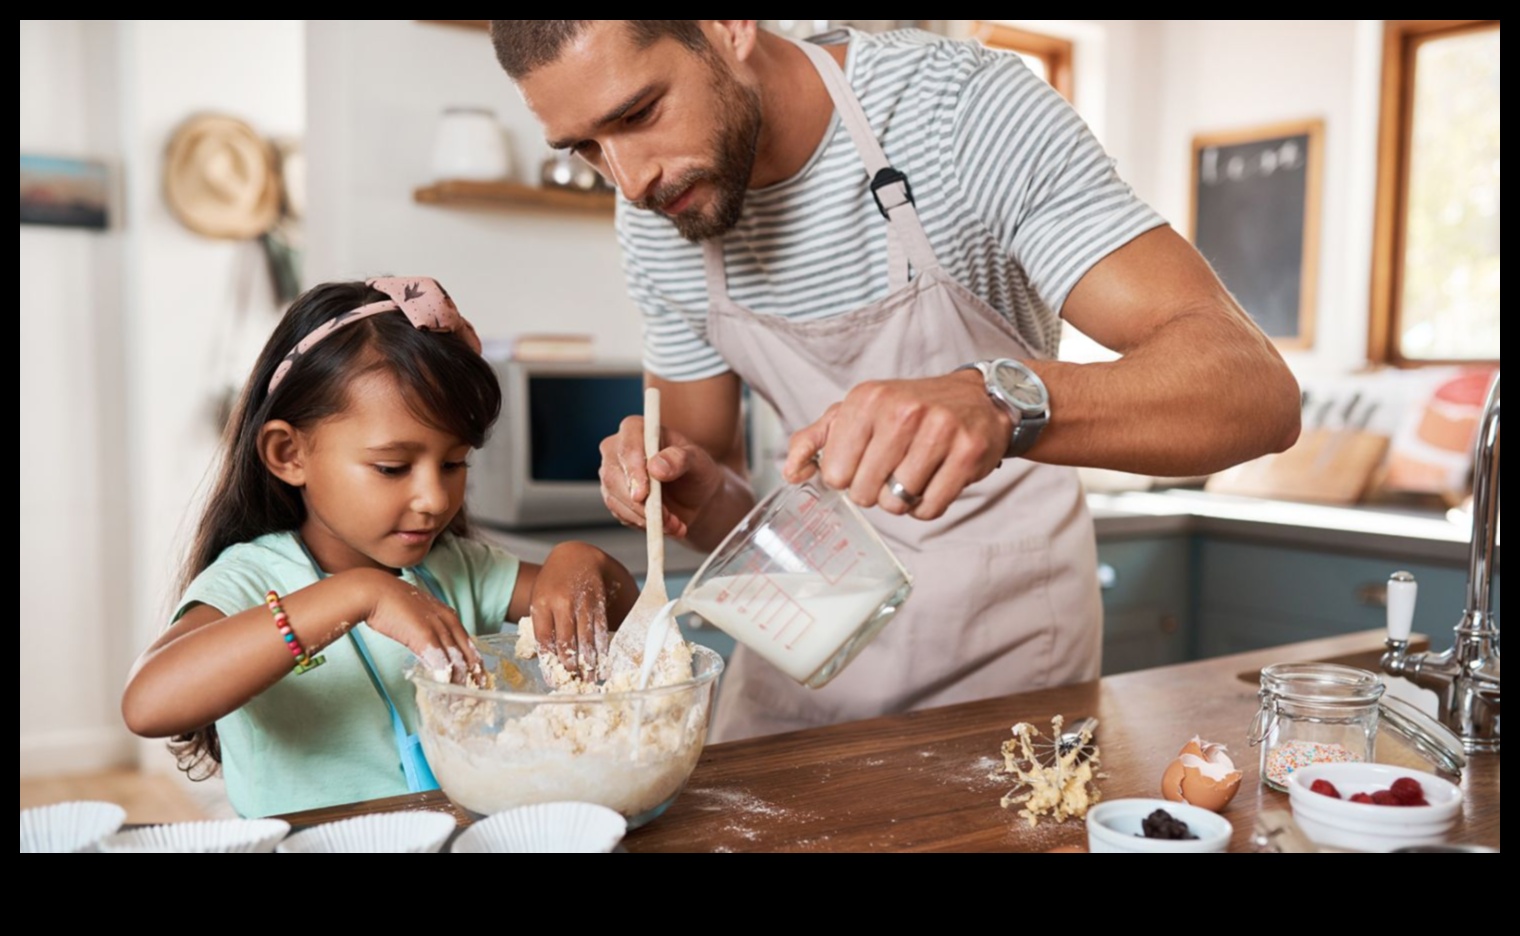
[617,28,1167,382]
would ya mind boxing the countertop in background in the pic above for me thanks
[478,488,1492,577]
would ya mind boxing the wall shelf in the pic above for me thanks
[413,179,616,217]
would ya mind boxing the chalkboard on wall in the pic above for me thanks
[1190,119,1323,350]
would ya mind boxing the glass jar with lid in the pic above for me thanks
[1248,663,1384,792]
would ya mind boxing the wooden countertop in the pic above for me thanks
[276,631,1499,853]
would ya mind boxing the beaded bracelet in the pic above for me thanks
[266,590,325,675]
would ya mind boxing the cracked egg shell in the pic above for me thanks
[1161,737,1243,813]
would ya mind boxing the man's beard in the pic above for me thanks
[636,64,762,242]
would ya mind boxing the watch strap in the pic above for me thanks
[1005,411,1047,458]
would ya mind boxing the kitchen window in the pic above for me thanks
[1369,20,1500,366]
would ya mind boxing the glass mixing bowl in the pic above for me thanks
[411,628,723,829]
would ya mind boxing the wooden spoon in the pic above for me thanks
[607,387,670,677]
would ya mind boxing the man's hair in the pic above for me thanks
[490,20,709,80]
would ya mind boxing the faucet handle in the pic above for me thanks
[1387,571,1417,643]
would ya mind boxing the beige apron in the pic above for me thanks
[704,39,1102,742]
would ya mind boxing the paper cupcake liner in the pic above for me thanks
[452,802,627,854]
[20,801,127,854]
[98,818,290,854]
[278,811,457,854]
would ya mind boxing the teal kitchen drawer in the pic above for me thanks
[1095,537,1191,610]
[1103,607,1190,674]
[1095,536,1192,675]
[1197,538,1470,655]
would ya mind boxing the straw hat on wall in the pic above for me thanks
[163,113,281,240]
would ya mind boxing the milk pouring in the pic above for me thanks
[684,574,906,683]
[678,478,913,688]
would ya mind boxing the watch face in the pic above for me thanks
[992,361,1047,412]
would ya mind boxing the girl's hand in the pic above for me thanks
[359,569,482,684]
[527,543,637,680]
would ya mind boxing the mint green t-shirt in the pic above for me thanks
[176,531,520,818]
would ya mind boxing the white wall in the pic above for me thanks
[1132,20,1384,378]
[19,20,132,775]
[986,21,1386,378]
[304,20,643,357]
[18,20,305,781]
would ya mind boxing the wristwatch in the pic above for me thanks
[957,358,1050,459]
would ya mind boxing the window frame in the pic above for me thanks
[1368,19,1500,368]
[970,22,1074,102]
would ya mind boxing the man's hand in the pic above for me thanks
[784,370,1013,520]
[599,417,726,539]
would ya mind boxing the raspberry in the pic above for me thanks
[1349,793,1375,804]
[1310,779,1342,799]
[1390,777,1426,803]
[1371,790,1400,806]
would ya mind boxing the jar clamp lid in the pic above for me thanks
[1379,695,1467,778]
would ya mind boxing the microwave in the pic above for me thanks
[469,357,646,530]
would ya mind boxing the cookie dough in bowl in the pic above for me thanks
[412,627,722,829]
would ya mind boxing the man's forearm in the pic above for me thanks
[1028,306,1301,477]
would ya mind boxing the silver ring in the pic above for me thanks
[885,474,922,509]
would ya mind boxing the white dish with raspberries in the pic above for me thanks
[1287,763,1463,852]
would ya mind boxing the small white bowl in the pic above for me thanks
[1086,799,1233,854]
[451,802,627,854]
[1292,809,1451,853]
[20,801,127,853]
[277,811,457,854]
[1290,798,1452,837]
[1286,763,1462,853]
[98,819,290,854]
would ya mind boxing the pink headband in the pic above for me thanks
[267,277,483,394]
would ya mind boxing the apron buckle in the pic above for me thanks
[870,167,915,218]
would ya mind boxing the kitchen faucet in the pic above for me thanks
[1383,372,1500,754]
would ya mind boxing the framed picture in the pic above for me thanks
[1189,119,1324,350]
[19,155,110,230]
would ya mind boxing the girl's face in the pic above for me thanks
[288,370,472,573]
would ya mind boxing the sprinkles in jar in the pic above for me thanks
[1249,664,1383,792]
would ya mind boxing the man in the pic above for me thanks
[490,20,1301,741]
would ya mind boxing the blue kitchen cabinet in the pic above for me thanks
[1195,538,1472,658]
[1095,536,1193,675]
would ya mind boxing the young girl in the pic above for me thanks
[121,277,636,818]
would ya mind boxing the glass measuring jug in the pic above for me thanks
[681,477,913,689]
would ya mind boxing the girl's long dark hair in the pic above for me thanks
[171,281,501,778]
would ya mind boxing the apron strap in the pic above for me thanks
[791,37,941,287]
[703,35,945,303]
[702,238,729,304]
[296,538,442,793]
